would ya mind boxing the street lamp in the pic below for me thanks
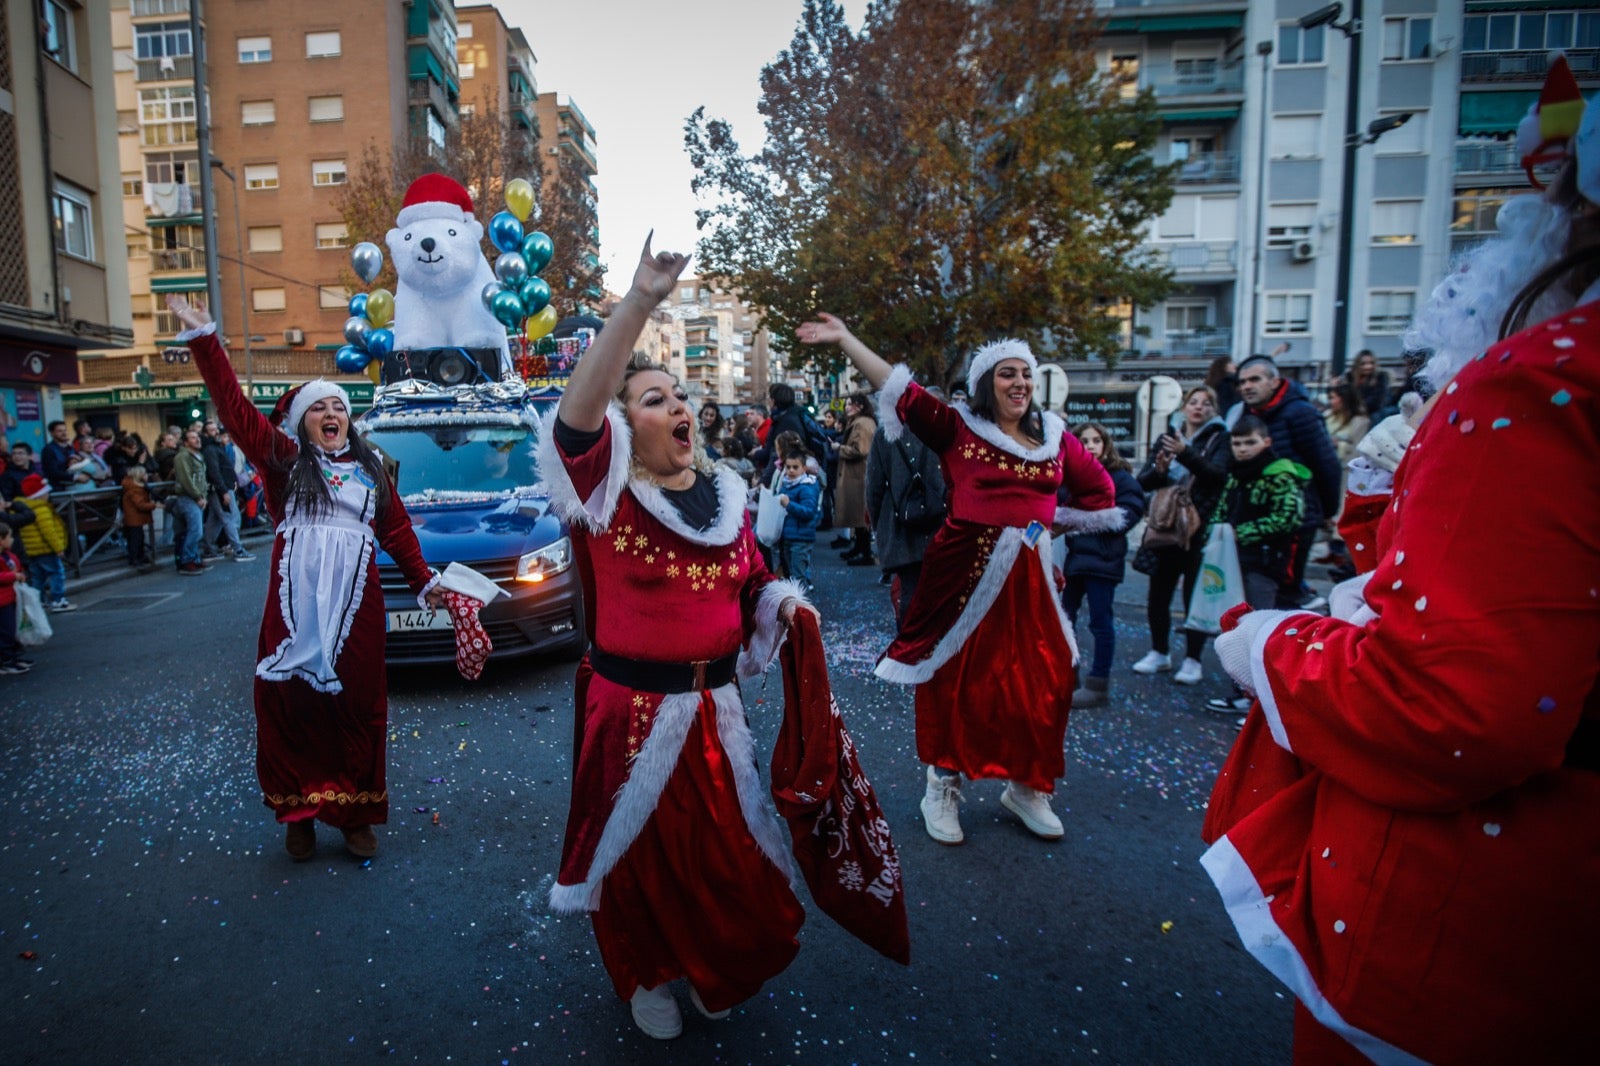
[209,158,253,391]
[1310,1,1366,380]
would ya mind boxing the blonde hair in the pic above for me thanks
[125,466,148,484]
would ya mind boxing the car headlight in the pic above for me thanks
[516,536,572,583]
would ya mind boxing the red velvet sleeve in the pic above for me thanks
[557,418,615,502]
[897,383,961,454]
[186,330,297,473]
[374,484,434,597]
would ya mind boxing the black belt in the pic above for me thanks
[1566,716,1600,773]
[587,645,739,694]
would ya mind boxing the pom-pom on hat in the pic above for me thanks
[271,380,353,439]
[1517,54,1586,188]
[965,338,1039,395]
[394,173,476,229]
[21,473,49,499]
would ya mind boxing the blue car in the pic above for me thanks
[357,380,584,666]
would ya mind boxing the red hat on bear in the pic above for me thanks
[395,173,476,228]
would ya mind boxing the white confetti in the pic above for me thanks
[1321,847,1330,859]
[1414,596,1428,611]
[1553,336,1576,349]
[1483,823,1501,837]
[1395,551,1405,564]
[1333,920,1346,934]
[1353,543,1365,552]
[1391,580,1403,590]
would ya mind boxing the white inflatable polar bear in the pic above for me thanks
[384,174,511,367]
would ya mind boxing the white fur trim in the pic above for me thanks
[738,578,811,679]
[877,363,915,443]
[395,201,473,228]
[536,404,632,531]
[547,685,794,913]
[1053,505,1127,534]
[415,570,443,610]
[284,380,353,440]
[1246,610,1316,752]
[628,464,748,548]
[953,403,1064,462]
[965,338,1038,395]
[175,321,217,342]
[1200,836,1430,1066]
[875,528,1078,683]
[1344,457,1394,497]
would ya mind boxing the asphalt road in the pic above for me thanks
[1,544,1293,1064]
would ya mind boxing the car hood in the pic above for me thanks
[375,492,564,566]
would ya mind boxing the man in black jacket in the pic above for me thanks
[1229,355,1341,608]
[753,383,828,476]
[200,421,252,561]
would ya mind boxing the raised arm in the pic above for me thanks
[796,313,892,390]
[558,233,690,432]
[167,294,294,471]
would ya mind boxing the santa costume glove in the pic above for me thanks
[1328,571,1377,625]
[1356,414,1415,473]
[1214,609,1298,693]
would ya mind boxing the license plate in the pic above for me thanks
[387,608,450,632]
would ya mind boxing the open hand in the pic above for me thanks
[629,232,690,306]
[796,312,851,347]
[165,293,211,331]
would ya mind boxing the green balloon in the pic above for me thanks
[521,232,554,275]
[489,290,526,329]
[519,277,552,316]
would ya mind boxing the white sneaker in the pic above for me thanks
[1131,650,1171,674]
[1001,782,1064,840]
[1173,658,1204,685]
[630,984,683,1040]
[920,766,964,845]
[689,985,731,1020]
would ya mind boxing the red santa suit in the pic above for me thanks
[1200,302,1600,1062]
[538,407,808,1012]
[184,325,437,828]
[875,365,1119,789]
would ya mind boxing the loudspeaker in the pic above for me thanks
[382,347,504,387]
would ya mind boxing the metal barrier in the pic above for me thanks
[51,481,176,576]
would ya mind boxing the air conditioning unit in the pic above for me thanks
[1290,239,1317,263]
[284,328,305,346]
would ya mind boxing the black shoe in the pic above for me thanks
[1205,696,1252,714]
[829,536,851,549]
[847,555,878,567]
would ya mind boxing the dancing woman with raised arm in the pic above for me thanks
[539,238,813,1040]
[167,295,442,863]
[797,315,1121,845]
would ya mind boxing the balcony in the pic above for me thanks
[78,348,340,387]
[1170,150,1240,184]
[407,77,453,127]
[1461,49,1600,83]
[1455,140,1520,178]
[135,55,194,82]
[1162,326,1233,357]
[131,0,190,14]
[1125,60,1244,101]
[1147,240,1238,275]
[149,247,202,272]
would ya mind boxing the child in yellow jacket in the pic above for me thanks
[17,474,74,612]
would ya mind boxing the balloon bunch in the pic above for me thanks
[335,241,391,374]
[479,177,559,344]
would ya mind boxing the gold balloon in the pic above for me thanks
[365,288,395,328]
[525,304,558,341]
[366,359,382,385]
[504,178,535,223]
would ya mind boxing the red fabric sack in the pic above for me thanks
[773,610,911,965]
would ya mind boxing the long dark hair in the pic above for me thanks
[279,422,392,523]
[1502,160,1600,337]
[969,368,1044,445]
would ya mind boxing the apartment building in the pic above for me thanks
[1,0,133,451]
[455,4,536,134]
[660,276,776,406]
[535,91,602,307]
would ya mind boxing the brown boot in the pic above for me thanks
[341,825,378,858]
[1073,675,1109,709]
[284,820,315,862]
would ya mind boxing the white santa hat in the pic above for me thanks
[965,338,1038,395]
[394,173,477,229]
[272,380,353,439]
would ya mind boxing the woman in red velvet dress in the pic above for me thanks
[168,295,441,863]
[797,315,1121,846]
[539,239,813,1040]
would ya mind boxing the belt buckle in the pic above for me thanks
[691,659,709,690]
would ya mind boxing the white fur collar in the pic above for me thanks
[627,463,748,547]
[877,363,914,443]
[952,402,1065,461]
[536,402,632,531]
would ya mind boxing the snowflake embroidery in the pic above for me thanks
[837,860,865,892]
[667,564,680,578]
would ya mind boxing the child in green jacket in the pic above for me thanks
[1208,414,1310,609]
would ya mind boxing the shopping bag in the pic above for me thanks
[16,584,52,647]
[756,485,786,547]
[1182,523,1246,635]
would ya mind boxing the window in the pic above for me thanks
[144,151,196,185]
[305,31,341,58]
[314,222,349,249]
[1165,301,1213,337]
[308,96,344,123]
[1452,188,1520,238]
[244,163,279,190]
[459,62,476,79]
[252,288,287,313]
[247,226,283,253]
[139,87,197,146]
[127,234,148,260]
[459,103,476,117]
[122,172,144,198]
[1263,293,1312,335]
[154,290,206,335]
[426,109,447,153]
[1371,200,1422,245]
[1276,23,1325,65]
[42,1,77,73]
[132,0,191,14]
[1374,110,1426,155]
[1157,195,1196,239]
[1382,17,1432,60]
[1366,290,1416,334]
[1270,114,1321,159]
[1108,53,1141,99]
[52,181,94,260]
[237,36,271,63]
[319,285,350,310]
[457,21,473,38]
[135,20,191,60]
[1266,203,1317,248]
[1465,10,1600,51]
[311,159,347,187]
[241,100,276,126]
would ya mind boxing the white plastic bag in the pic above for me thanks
[16,584,52,647]
[756,486,785,547]
[1183,523,1246,635]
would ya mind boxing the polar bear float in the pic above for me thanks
[385,173,511,368]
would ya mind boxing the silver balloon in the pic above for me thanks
[481,280,505,310]
[344,315,373,348]
[494,251,529,287]
[350,242,384,285]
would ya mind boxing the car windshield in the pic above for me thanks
[362,424,541,499]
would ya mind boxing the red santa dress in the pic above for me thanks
[874,365,1120,790]
[538,407,809,1011]
[185,325,438,828]
[1199,302,1600,1062]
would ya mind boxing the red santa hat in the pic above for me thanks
[965,338,1039,395]
[395,173,477,228]
[21,473,49,499]
[270,380,352,439]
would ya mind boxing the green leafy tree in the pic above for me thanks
[686,0,1174,381]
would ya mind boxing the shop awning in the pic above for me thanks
[146,214,202,227]
[1459,90,1538,135]
[1103,13,1244,33]
[1163,107,1241,122]
[150,275,208,293]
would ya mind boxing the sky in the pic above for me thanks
[497,0,862,286]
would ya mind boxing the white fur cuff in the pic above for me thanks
[1054,506,1127,534]
[877,363,914,443]
[738,577,811,679]
[176,322,218,342]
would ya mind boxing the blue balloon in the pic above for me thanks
[488,210,524,255]
[519,277,551,316]
[365,327,395,359]
[335,344,371,373]
[348,292,369,319]
[489,290,525,329]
